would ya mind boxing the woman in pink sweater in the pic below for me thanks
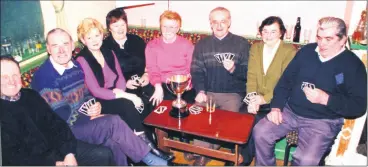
[145,10,196,106]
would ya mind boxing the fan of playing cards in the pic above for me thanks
[154,106,167,114]
[243,92,259,105]
[214,53,235,63]
[189,105,203,115]
[301,82,315,90]
[135,103,144,114]
[78,98,97,116]
[131,74,142,86]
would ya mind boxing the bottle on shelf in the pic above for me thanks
[352,10,366,45]
[1,37,13,57]
[293,17,301,43]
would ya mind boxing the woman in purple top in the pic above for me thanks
[75,18,173,161]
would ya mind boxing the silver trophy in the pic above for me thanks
[165,74,191,118]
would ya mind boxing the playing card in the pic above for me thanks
[224,53,230,60]
[131,74,139,80]
[78,98,97,116]
[86,98,96,108]
[220,54,224,62]
[308,83,315,89]
[189,105,203,115]
[301,82,315,90]
[229,54,234,61]
[131,74,141,84]
[243,92,258,104]
[135,104,144,114]
[78,103,89,116]
[154,106,167,114]
[214,54,222,63]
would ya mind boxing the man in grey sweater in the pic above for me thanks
[191,7,250,112]
[189,6,250,165]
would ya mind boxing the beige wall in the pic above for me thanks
[40,1,116,41]
[124,1,366,43]
[39,1,366,42]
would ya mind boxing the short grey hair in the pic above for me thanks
[46,28,73,44]
[317,17,347,40]
[209,7,231,20]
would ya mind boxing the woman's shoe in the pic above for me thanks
[193,156,211,166]
[183,152,196,161]
[138,133,175,161]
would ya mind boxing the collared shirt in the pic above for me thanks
[1,92,21,102]
[315,46,346,62]
[263,39,281,74]
[214,32,230,41]
[49,56,77,75]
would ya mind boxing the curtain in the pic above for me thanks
[51,0,69,32]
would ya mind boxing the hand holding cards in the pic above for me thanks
[131,74,142,85]
[301,82,315,90]
[78,98,97,116]
[243,92,259,114]
[301,82,329,105]
[214,53,235,63]
[243,92,258,105]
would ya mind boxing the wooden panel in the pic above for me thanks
[144,100,255,144]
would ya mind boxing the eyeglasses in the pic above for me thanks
[261,30,280,36]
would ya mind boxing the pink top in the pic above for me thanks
[77,52,126,100]
[145,35,194,85]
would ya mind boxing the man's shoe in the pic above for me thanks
[193,156,211,166]
[138,133,175,161]
[150,147,175,161]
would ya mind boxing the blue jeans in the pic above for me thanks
[253,104,343,166]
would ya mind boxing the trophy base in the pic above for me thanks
[169,106,190,118]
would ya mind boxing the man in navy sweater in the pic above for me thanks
[253,17,367,166]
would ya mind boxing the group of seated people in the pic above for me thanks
[1,6,366,166]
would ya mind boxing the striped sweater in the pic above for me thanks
[190,32,250,94]
[31,58,91,126]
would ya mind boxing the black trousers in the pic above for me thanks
[98,97,147,132]
[75,140,115,166]
[126,84,156,121]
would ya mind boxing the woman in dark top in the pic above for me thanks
[76,17,173,162]
[102,8,155,120]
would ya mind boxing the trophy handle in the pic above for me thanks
[165,78,175,95]
[186,73,192,90]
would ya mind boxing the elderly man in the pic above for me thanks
[253,17,367,166]
[191,6,250,112]
[31,28,181,166]
[189,7,250,165]
[0,57,115,166]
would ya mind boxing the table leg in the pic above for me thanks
[155,128,170,152]
[235,144,239,166]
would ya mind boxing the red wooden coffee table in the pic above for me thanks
[144,100,255,165]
